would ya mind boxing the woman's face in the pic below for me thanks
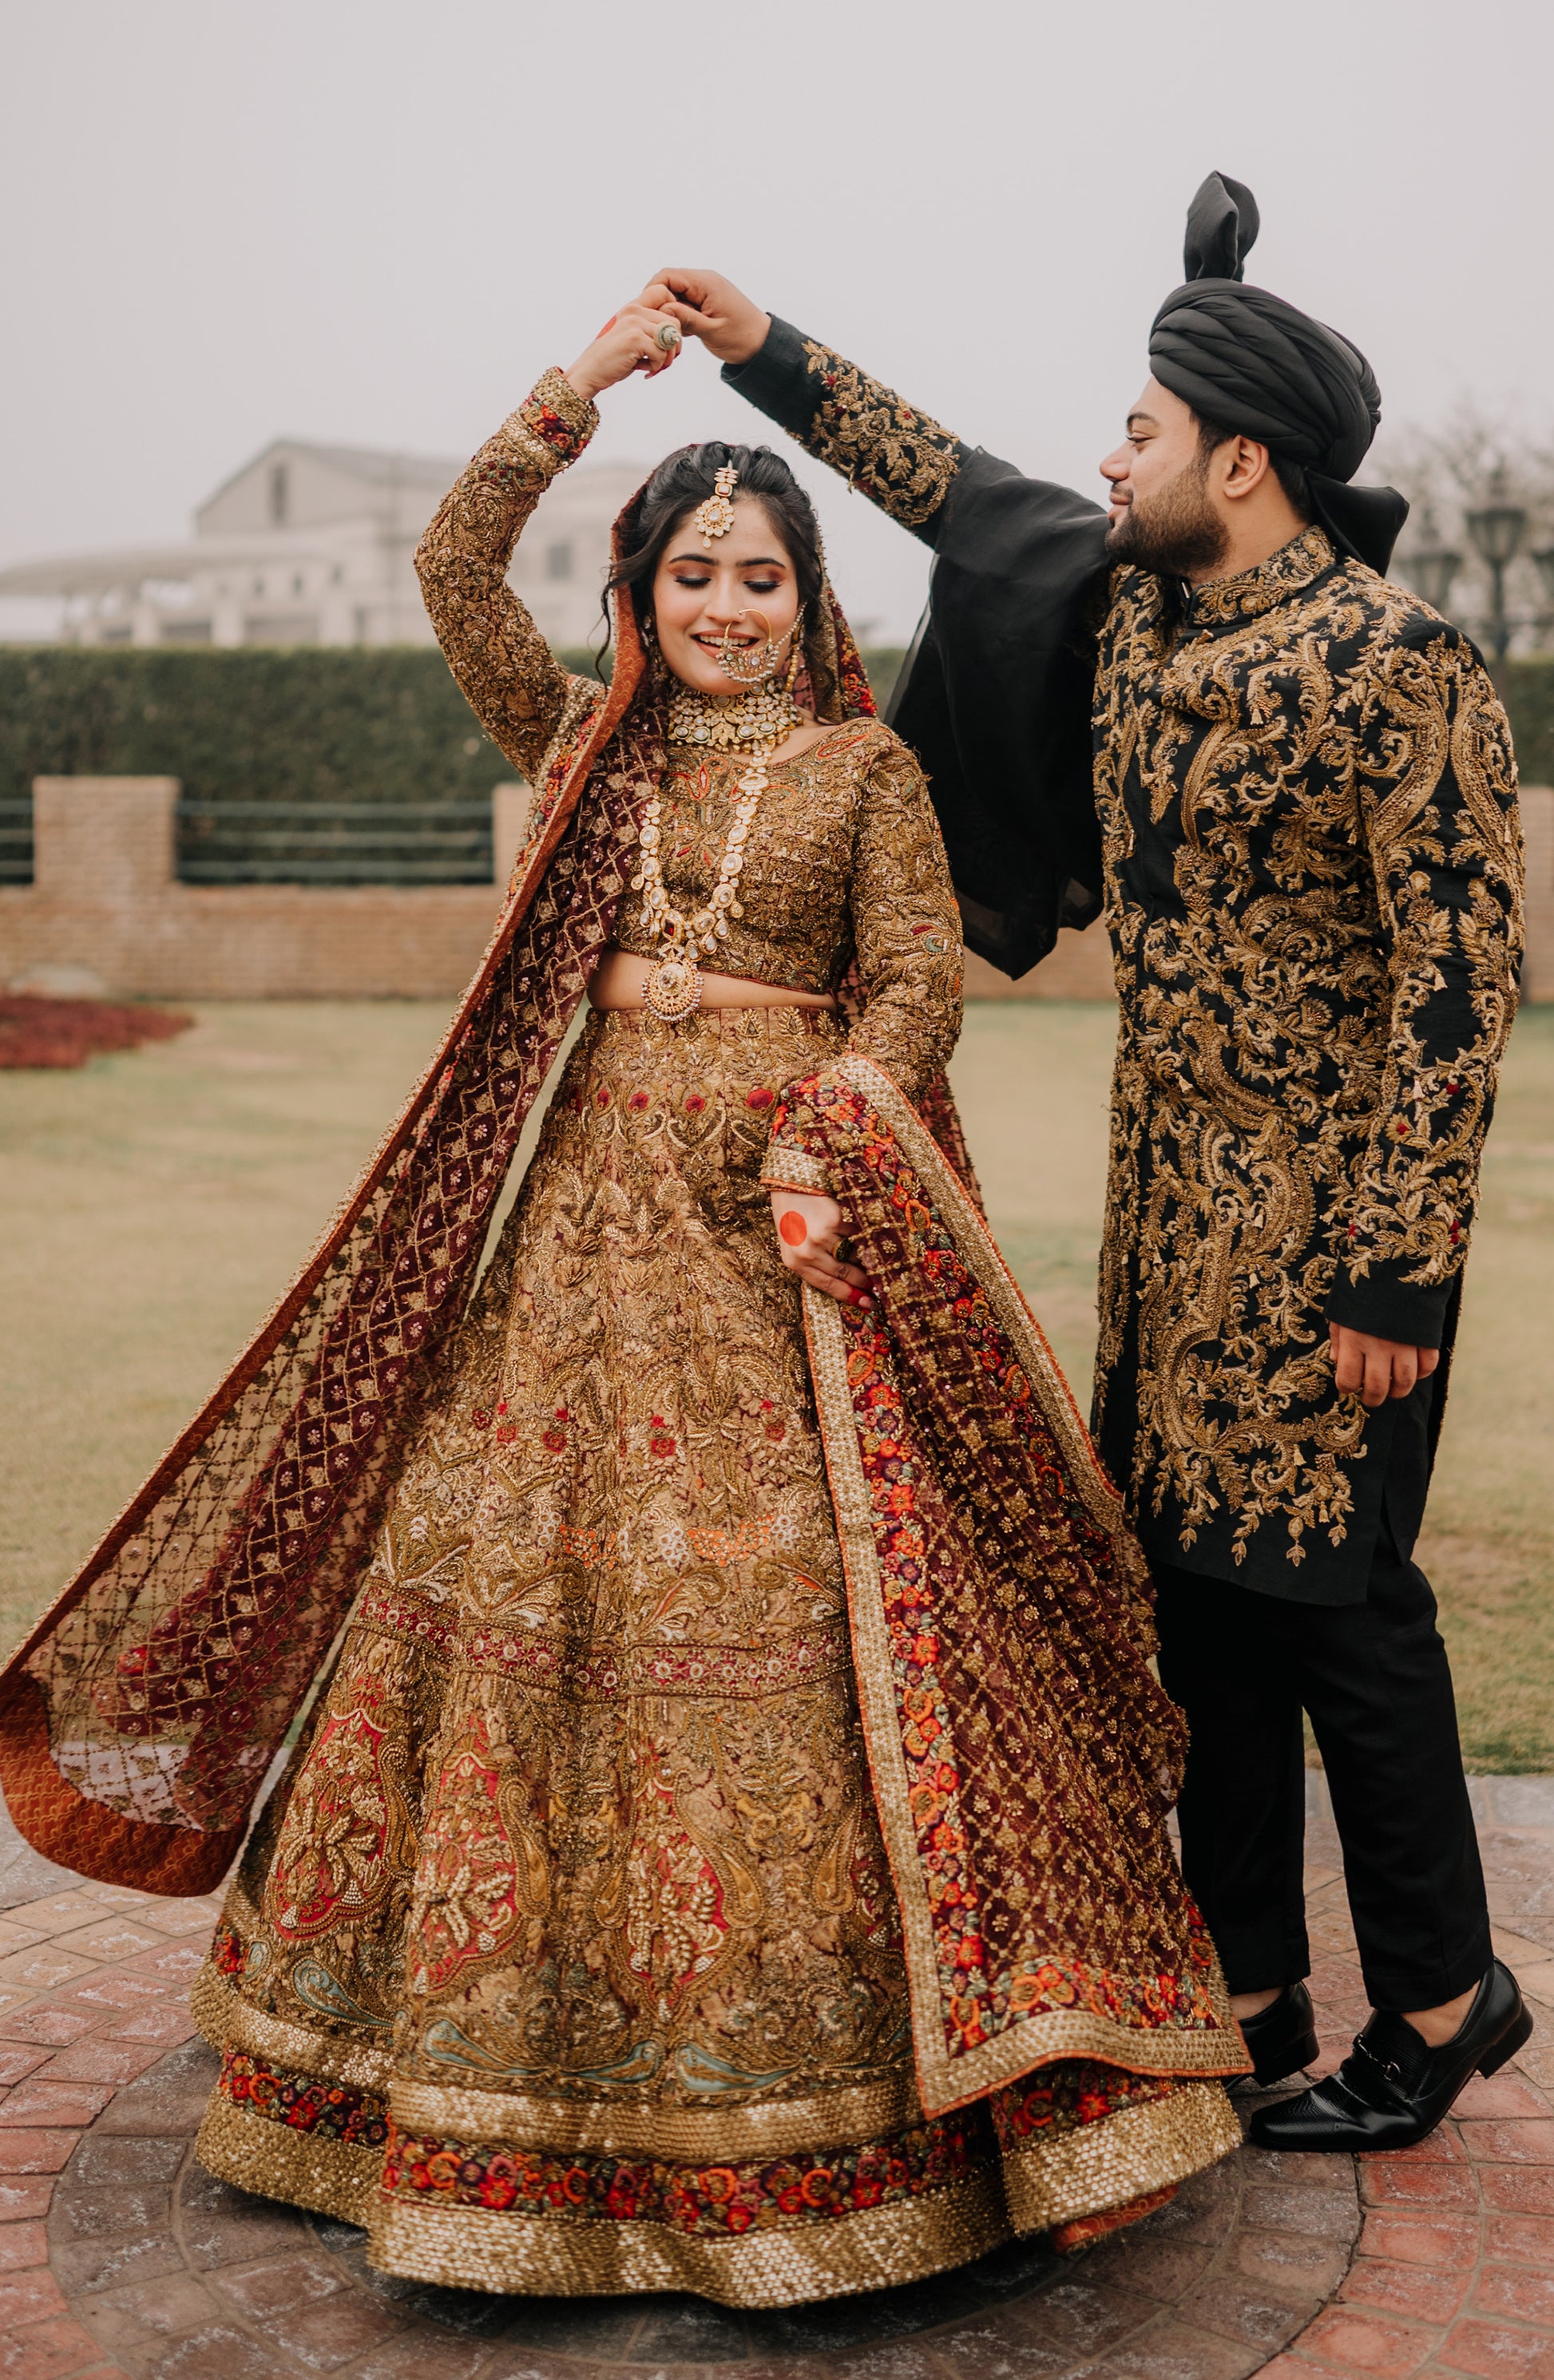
[650,496,802,697]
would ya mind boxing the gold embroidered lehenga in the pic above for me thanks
[0,369,1245,2307]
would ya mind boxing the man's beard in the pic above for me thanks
[1105,457,1229,578]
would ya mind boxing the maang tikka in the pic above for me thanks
[693,462,739,548]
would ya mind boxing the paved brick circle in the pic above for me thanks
[38,2036,1361,2380]
[10,1800,1554,2376]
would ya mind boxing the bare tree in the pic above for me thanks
[1376,402,1554,656]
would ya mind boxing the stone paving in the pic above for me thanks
[5,1802,1554,2377]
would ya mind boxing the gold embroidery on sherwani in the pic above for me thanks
[799,341,961,527]
[1087,529,1522,1570]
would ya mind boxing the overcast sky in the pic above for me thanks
[3,0,1551,640]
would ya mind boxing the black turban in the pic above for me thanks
[1148,173,1408,576]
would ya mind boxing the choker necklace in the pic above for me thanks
[664,683,801,750]
[635,687,802,1024]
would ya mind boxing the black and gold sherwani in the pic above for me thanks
[724,322,1523,1610]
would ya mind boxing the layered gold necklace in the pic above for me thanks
[632,685,801,1023]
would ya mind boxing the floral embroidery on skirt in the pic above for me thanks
[192,1007,1236,2304]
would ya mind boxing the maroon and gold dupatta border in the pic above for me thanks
[795,1055,1248,2117]
[0,650,644,1891]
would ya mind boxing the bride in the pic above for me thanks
[0,289,1245,2307]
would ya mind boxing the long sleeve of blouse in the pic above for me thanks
[759,729,963,1197]
[841,736,963,1102]
[414,369,603,785]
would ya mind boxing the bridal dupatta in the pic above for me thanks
[0,464,1245,2121]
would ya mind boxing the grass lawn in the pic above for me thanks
[2,999,1552,1767]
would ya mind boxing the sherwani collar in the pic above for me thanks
[1180,524,1338,636]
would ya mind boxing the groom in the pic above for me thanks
[652,172,1527,2152]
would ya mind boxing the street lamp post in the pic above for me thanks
[1465,465,1528,663]
[1404,509,1463,613]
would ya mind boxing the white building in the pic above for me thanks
[0,438,645,651]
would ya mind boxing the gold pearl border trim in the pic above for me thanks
[1001,2079,1244,2233]
[367,2169,1010,2308]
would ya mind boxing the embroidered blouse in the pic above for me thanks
[414,370,963,1118]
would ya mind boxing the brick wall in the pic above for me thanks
[2,777,1548,1004]
[0,778,533,1000]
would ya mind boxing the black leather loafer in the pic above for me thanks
[1235,1981,1320,2089]
[1250,1959,1532,2153]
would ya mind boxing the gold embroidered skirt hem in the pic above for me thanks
[368,2174,1009,2308]
[999,2082,1242,2234]
[192,1974,1239,2307]
[195,2089,380,2230]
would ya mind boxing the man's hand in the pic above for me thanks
[771,1190,873,1307]
[655,268,771,367]
[1330,1323,1440,1410]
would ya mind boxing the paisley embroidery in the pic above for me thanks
[408,1705,552,1997]
[800,341,961,527]
[1088,534,1522,1573]
[267,1650,416,1940]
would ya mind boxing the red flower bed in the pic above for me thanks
[0,994,192,1071]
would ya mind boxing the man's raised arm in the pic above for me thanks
[660,269,969,545]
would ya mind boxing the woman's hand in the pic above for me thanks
[565,291,684,402]
[655,268,771,366]
[771,1191,874,1308]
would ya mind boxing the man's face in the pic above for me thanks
[1100,377,1228,577]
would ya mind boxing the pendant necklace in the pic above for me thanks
[631,462,807,1024]
[633,682,801,1022]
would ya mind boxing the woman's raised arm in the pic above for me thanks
[415,297,684,782]
[414,372,601,783]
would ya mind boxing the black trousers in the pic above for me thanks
[1153,1535,1492,2011]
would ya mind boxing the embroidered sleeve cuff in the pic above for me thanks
[1325,1269,1453,1350]
[720,315,823,442]
[502,369,600,473]
[759,1144,833,1197]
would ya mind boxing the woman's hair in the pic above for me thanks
[600,442,825,656]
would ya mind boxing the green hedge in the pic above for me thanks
[2,643,1538,814]
[0,648,505,810]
